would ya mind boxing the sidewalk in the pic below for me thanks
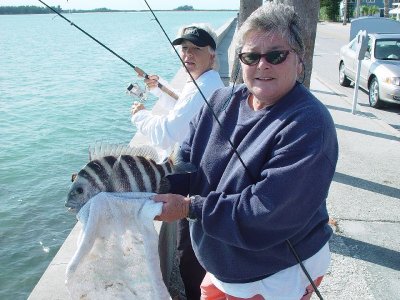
[310,76,400,299]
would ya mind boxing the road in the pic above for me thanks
[313,22,400,132]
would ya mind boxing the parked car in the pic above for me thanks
[338,33,400,108]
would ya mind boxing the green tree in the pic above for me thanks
[0,5,62,14]
[368,5,379,16]
[320,0,341,21]
[174,5,194,11]
[361,5,369,15]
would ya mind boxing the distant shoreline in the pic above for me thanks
[0,7,238,15]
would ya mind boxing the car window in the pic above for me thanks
[375,39,400,60]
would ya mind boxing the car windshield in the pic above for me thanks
[374,39,400,60]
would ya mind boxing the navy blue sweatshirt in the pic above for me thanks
[169,83,338,283]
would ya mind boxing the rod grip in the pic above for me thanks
[158,83,179,100]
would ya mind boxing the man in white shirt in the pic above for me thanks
[131,24,224,300]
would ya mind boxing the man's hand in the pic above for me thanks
[130,101,145,115]
[153,194,190,222]
[144,75,159,90]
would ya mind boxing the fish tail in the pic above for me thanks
[167,144,197,174]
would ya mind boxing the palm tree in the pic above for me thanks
[343,0,348,25]
[384,0,389,18]
[356,0,361,18]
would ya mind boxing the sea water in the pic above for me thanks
[0,10,236,299]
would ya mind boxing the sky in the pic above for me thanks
[0,0,240,10]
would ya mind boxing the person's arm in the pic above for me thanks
[132,76,222,149]
[155,108,338,251]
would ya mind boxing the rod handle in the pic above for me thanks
[134,66,179,100]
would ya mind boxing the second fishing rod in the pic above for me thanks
[37,0,179,101]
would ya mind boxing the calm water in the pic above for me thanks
[0,11,236,299]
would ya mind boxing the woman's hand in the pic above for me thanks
[144,75,159,90]
[130,101,145,115]
[153,194,190,222]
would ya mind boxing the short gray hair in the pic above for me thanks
[236,3,305,58]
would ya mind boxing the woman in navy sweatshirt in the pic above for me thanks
[154,3,338,299]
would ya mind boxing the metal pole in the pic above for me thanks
[352,59,362,114]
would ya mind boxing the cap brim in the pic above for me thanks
[172,37,209,48]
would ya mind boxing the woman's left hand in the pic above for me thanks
[153,194,190,222]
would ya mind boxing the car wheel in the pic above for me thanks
[369,77,383,108]
[339,62,351,87]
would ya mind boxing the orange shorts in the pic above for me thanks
[200,272,324,300]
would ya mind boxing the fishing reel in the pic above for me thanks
[126,82,147,102]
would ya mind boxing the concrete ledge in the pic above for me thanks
[28,221,165,300]
[28,223,80,299]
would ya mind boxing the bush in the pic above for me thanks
[360,5,379,16]
[368,5,379,16]
[320,0,341,21]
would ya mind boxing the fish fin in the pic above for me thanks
[71,173,77,182]
[89,143,160,161]
[168,144,197,174]
[157,178,171,194]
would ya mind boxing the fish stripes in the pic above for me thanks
[87,160,114,191]
[136,156,157,191]
[77,169,101,191]
[104,156,117,167]
[120,155,146,191]
[155,164,166,178]
[165,160,172,173]
[67,144,196,212]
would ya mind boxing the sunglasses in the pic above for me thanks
[238,50,291,66]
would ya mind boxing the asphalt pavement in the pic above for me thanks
[309,75,400,299]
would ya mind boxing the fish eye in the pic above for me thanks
[76,187,84,194]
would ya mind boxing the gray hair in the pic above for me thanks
[236,3,305,58]
[176,23,219,69]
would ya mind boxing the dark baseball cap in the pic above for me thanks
[172,26,216,50]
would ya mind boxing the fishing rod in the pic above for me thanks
[141,0,253,178]
[37,0,179,101]
[142,1,324,299]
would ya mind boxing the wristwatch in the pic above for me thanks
[187,196,197,220]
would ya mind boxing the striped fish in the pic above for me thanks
[66,144,196,213]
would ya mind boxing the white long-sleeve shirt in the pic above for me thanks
[131,69,224,152]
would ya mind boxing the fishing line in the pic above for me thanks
[142,1,324,298]
[219,62,241,113]
[142,0,253,178]
[37,0,179,100]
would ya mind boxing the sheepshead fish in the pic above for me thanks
[66,144,196,213]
